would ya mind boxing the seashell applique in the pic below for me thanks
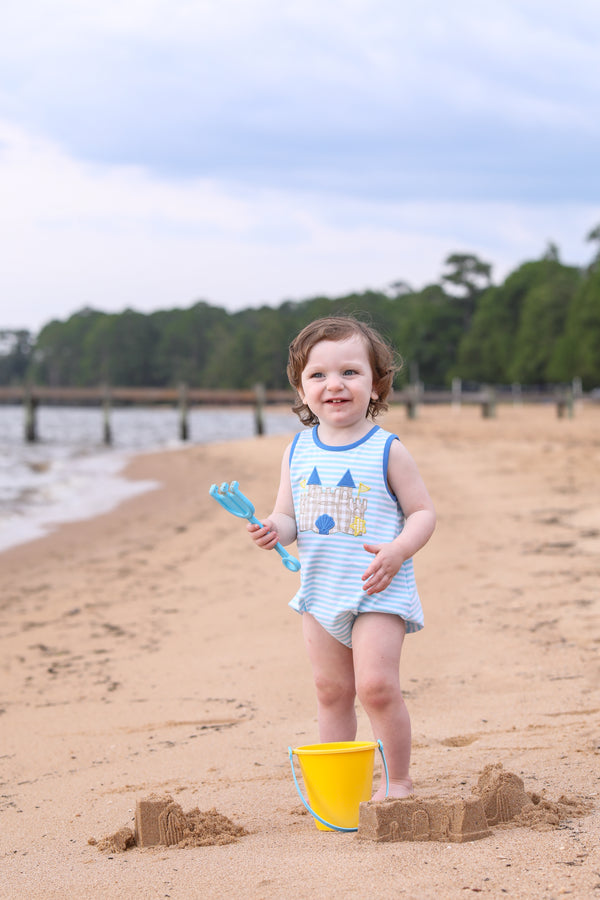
[314,514,335,535]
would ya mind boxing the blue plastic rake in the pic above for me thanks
[209,480,301,572]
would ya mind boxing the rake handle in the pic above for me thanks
[209,482,301,572]
[247,514,301,572]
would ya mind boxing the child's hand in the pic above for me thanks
[247,520,281,551]
[361,542,405,594]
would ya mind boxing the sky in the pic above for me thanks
[1,0,599,333]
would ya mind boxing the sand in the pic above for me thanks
[1,402,599,899]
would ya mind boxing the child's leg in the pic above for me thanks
[302,612,357,742]
[352,613,413,800]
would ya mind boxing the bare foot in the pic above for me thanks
[371,778,414,802]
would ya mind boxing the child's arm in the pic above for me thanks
[362,439,436,595]
[247,443,297,550]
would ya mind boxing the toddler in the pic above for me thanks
[248,316,435,799]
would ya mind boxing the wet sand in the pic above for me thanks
[1,403,599,898]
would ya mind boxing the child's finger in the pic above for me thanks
[363,542,380,557]
[248,521,279,549]
[361,543,380,579]
[247,520,272,536]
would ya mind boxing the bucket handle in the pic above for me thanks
[288,740,389,833]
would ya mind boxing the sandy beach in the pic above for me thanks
[2,402,599,899]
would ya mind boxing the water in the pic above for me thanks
[0,404,298,553]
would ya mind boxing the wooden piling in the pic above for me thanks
[24,387,38,442]
[254,383,266,436]
[481,386,496,418]
[556,388,574,419]
[102,385,112,445]
[405,382,421,419]
[451,377,462,410]
[178,383,189,441]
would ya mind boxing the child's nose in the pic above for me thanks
[326,373,344,390]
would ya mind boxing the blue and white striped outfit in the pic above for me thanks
[288,424,424,647]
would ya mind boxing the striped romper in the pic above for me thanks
[288,424,424,647]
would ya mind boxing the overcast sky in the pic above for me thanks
[1,0,599,332]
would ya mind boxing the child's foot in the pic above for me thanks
[371,778,413,802]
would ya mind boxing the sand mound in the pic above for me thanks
[90,794,248,852]
[514,793,593,831]
[473,763,592,831]
[474,763,534,825]
[89,828,136,853]
[172,806,248,847]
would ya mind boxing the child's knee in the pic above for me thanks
[314,673,355,709]
[356,674,398,712]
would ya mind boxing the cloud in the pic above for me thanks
[1,118,598,332]
[0,1,599,331]
[2,1,599,198]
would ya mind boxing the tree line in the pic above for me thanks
[2,232,600,392]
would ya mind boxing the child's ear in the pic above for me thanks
[371,390,379,401]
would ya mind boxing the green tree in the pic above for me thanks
[456,260,570,384]
[441,253,493,328]
[0,330,33,384]
[509,263,581,384]
[18,240,597,392]
[550,264,600,387]
[586,223,600,270]
[153,302,230,385]
[31,308,105,385]
[78,310,159,385]
[391,284,465,386]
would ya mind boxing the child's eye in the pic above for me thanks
[343,369,358,376]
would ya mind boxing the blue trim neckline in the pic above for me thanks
[312,424,380,451]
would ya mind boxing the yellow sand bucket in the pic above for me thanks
[288,740,388,832]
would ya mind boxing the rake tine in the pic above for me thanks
[210,481,253,519]
[208,480,300,572]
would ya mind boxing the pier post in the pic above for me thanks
[178,383,189,440]
[254,383,266,436]
[481,386,496,418]
[406,382,421,419]
[451,377,462,411]
[556,388,574,419]
[24,386,38,442]
[102,384,112,445]
[572,377,582,413]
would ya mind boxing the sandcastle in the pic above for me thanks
[357,795,490,843]
[474,764,534,825]
[92,793,247,851]
[134,794,247,848]
[135,794,174,847]
[356,763,581,843]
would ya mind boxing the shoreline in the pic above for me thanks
[0,403,299,557]
[2,397,593,561]
[2,404,599,899]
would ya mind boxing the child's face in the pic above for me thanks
[299,334,378,437]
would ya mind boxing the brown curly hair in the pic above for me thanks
[286,316,401,426]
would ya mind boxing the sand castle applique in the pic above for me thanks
[298,468,370,536]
